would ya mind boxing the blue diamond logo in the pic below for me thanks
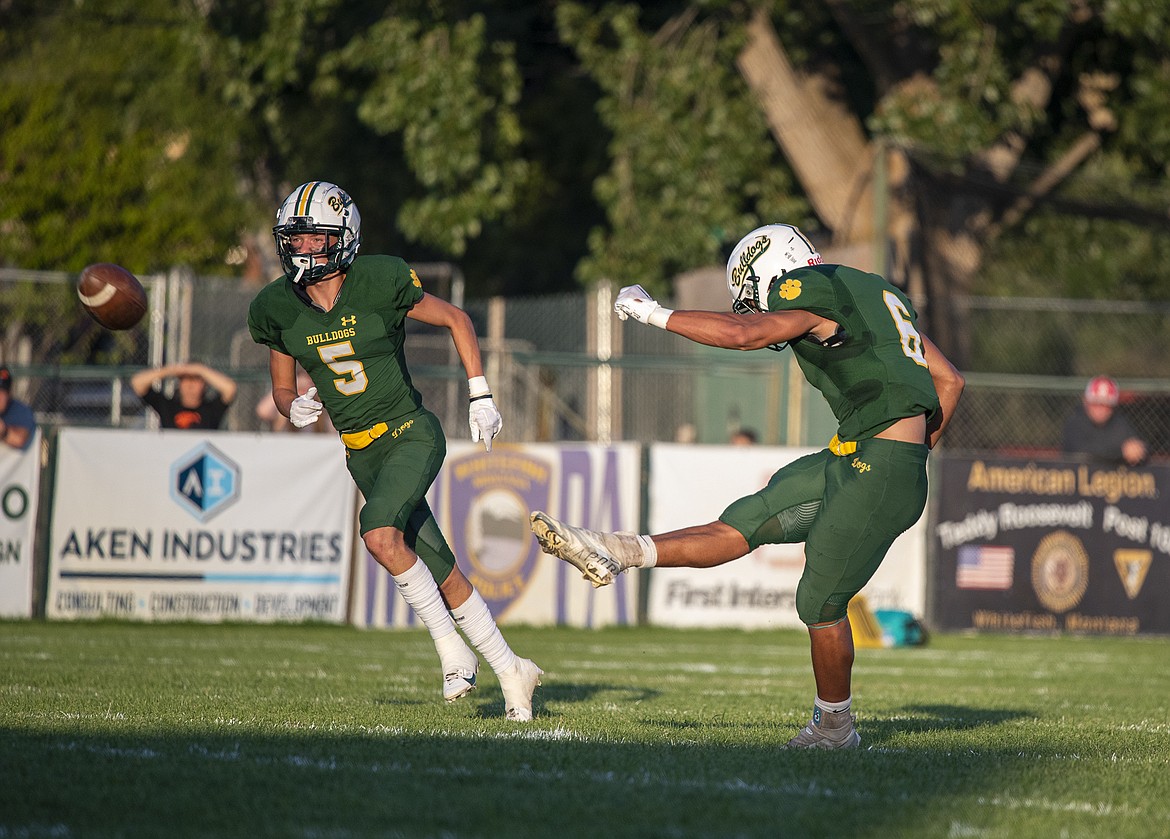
[170,442,240,522]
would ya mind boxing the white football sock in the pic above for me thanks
[815,695,852,714]
[451,589,518,675]
[434,629,475,670]
[392,558,459,642]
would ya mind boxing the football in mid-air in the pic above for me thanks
[77,263,148,330]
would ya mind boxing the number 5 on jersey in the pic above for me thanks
[318,341,368,395]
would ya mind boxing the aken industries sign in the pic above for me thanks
[47,429,355,623]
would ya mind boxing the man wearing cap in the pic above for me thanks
[0,366,37,451]
[1061,375,1147,466]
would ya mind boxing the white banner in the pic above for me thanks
[353,442,641,629]
[646,443,926,629]
[0,431,42,618]
[47,429,355,623]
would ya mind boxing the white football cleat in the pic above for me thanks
[529,511,641,588]
[442,647,479,703]
[498,657,543,722]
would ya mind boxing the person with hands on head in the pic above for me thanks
[248,181,539,720]
[130,362,237,430]
[532,223,964,749]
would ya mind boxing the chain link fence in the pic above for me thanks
[1,267,1168,459]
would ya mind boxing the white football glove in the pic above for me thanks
[289,386,323,428]
[469,397,503,451]
[615,284,673,329]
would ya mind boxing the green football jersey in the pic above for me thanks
[247,255,427,433]
[766,264,940,442]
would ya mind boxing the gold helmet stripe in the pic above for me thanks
[295,181,322,216]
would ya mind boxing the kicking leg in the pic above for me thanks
[530,514,749,587]
[532,451,831,586]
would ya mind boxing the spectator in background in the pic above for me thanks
[0,366,36,451]
[131,362,237,430]
[1062,375,1147,466]
[729,427,758,446]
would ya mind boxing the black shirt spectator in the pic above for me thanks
[131,362,237,430]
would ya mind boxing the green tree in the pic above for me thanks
[3,0,1169,323]
[0,0,260,274]
[819,0,1170,360]
[557,3,809,292]
[212,1,596,294]
[325,14,529,257]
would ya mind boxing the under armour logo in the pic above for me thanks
[340,315,356,327]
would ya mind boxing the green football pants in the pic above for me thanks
[344,408,458,584]
[719,438,929,625]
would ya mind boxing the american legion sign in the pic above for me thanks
[931,455,1169,635]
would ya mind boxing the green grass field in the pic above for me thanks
[2,621,1167,838]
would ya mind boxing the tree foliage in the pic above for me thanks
[556,3,809,290]
[325,14,529,256]
[767,0,1170,360]
[1,0,1168,316]
[0,0,260,274]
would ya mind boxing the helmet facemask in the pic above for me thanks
[273,182,362,285]
[275,222,346,285]
[729,269,768,315]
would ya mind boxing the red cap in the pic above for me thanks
[1084,376,1119,407]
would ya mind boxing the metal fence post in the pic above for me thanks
[587,281,619,444]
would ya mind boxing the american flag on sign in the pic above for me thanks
[956,545,1014,590]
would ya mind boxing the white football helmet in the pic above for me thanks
[726,224,822,314]
[273,181,362,284]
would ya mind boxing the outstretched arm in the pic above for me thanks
[663,309,829,352]
[922,334,965,449]
[613,284,831,351]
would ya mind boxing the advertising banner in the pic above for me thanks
[354,442,641,629]
[0,431,41,618]
[646,443,928,629]
[931,455,1170,634]
[47,429,355,623]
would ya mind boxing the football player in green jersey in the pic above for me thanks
[249,181,541,721]
[531,223,964,747]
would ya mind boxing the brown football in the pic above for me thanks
[77,263,148,330]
